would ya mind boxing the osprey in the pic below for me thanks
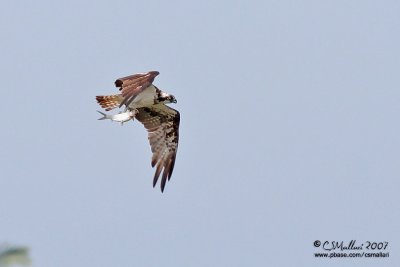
[96,71,180,192]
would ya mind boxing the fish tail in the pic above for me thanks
[97,111,108,120]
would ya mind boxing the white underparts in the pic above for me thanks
[127,85,157,109]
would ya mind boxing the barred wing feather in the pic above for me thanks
[136,104,180,192]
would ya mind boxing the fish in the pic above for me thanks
[97,110,137,125]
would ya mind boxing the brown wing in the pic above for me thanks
[115,71,159,107]
[136,104,180,192]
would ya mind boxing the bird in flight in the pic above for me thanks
[96,71,180,192]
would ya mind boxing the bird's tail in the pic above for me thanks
[97,111,108,120]
[96,94,123,111]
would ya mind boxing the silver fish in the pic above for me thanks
[97,110,137,125]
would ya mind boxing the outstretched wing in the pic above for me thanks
[115,71,159,107]
[136,104,180,192]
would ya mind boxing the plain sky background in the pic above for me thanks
[1,0,399,266]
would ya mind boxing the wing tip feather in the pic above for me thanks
[135,100,179,193]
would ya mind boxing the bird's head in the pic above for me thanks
[168,94,177,104]
[158,91,177,104]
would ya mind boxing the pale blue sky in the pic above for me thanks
[1,0,399,266]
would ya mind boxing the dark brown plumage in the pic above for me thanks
[136,105,180,192]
